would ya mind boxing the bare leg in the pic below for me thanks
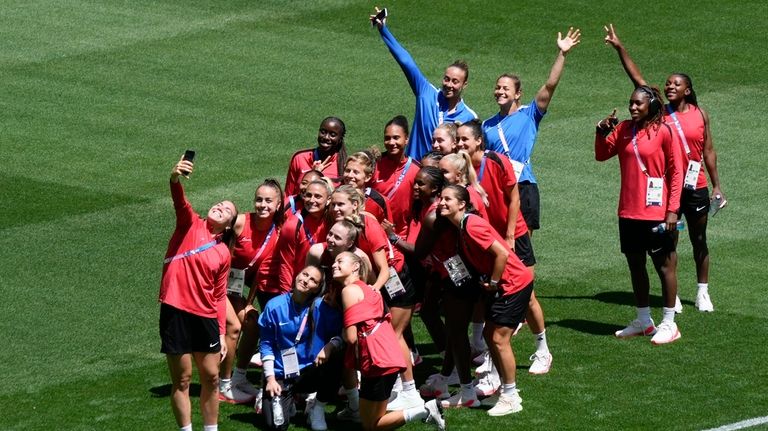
[625,252,651,307]
[193,351,221,426]
[166,354,193,427]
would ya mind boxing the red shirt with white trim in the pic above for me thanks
[474,151,528,239]
[159,181,229,333]
[359,214,405,273]
[275,211,329,293]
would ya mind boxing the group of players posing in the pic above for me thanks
[156,10,725,431]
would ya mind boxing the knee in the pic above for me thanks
[174,372,193,392]
[226,320,242,340]
[201,370,219,389]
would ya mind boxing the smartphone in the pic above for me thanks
[372,7,387,26]
[181,149,195,176]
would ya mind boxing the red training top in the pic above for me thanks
[371,155,420,237]
[358,213,405,273]
[663,104,708,189]
[459,214,533,296]
[343,280,406,377]
[363,187,392,225]
[284,149,341,196]
[159,181,229,333]
[276,210,329,293]
[595,121,684,220]
[474,151,528,239]
[231,213,282,294]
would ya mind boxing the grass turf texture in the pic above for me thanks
[1,0,766,429]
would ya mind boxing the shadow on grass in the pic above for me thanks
[149,383,201,398]
[539,290,669,308]
[548,318,622,336]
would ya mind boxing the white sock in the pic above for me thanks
[698,283,709,294]
[180,425,192,431]
[402,379,416,393]
[345,388,359,411]
[392,374,403,392]
[203,425,217,431]
[636,307,652,324]
[534,330,549,354]
[501,383,517,397]
[403,405,429,422]
[219,378,231,391]
[662,307,676,324]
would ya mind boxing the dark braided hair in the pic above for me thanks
[634,85,664,133]
[320,116,347,182]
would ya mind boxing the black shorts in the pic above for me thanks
[382,263,418,308]
[618,218,677,255]
[360,372,399,402]
[159,303,220,355]
[514,233,536,267]
[441,276,481,303]
[678,187,710,222]
[518,181,540,230]
[485,282,533,328]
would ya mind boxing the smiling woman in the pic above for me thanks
[158,155,238,430]
[284,117,348,196]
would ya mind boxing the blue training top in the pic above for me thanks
[379,25,478,161]
[482,99,545,184]
[258,294,342,379]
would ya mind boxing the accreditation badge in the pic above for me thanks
[684,160,701,190]
[646,177,663,207]
[226,268,245,296]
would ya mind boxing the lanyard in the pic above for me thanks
[294,212,316,245]
[496,123,512,159]
[387,157,413,199]
[163,239,218,264]
[630,127,650,177]
[477,152,489,182]
[665,106,692,157]
[313,149,320,161]
[438,110,444,125]
[288,195,297,214]
[244,223,275,269]
[293,305,310,345]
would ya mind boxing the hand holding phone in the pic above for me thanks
[181,150,196,177]
[370,7,387,27]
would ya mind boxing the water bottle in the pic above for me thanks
[272,395,284,426]
[709,194,727,216]
[651,220,685,233]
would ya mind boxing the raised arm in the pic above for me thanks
[603,24,647,88]
[535,27,581,112]
[371,7,429,96]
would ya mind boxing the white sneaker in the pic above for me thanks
[528,351,553,375]
[231,373,259,396]
[249,352,262,367]
[440,388,481,408]
[614,318,657,338]
[487,392,523,416]
[307,402,327,431]
[386,389,424,411]
[696,291,714,312]
[426,369,459,386]
[674,295,683,314]
[651,321,681,345]
[420,374,450,399]
[473,369,500,397]
[336,406,361,423]
[474,351,493,375]
[423,399,446,431]
[219,381,256,404]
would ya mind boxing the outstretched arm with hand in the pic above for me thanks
[535,27,581,112]
[604,24,647,88]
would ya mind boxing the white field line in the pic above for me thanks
[702,415,768,431]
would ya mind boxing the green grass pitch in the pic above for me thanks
[1,0,767,429]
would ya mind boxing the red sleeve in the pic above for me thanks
[467,216,496,251]
[276,219,298,292]
[663,124,684,214]
[215,258,230,334]
[496,155,517,190]
[285,151,312,196]
[359,217,388,256]
[595,123,622,161]
[170,180,195,229]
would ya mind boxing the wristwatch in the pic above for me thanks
[489,279,500,289]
